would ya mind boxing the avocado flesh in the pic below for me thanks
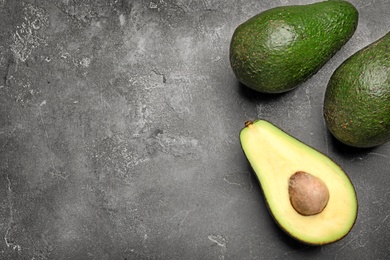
[324,32,390,148]
[230,0,358,93]
[240,120,357,245]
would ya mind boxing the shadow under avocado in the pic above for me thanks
[327,131,375,160]
[236,81,292,105]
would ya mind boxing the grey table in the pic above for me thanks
[0,0,389,259]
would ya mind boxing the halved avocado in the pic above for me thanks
[240,120,357,245]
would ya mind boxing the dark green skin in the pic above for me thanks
[324,32,390,148]
[230,0,358,93]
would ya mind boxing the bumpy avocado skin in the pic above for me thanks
[324,32,390,148]
[230,0,358,93]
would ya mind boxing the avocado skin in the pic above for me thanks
[230,0,358,93]
[324,32,390,148]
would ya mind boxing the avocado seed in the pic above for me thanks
[288,171,329,216]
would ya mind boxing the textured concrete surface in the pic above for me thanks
[0,0,389,259]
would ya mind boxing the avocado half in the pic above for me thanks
[240,120,358,245]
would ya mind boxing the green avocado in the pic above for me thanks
[324,32,390,148]
[230,0,358,93]
[240,120,357,245]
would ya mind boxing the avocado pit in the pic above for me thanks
[288,171,329,216]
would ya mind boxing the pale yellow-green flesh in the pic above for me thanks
[240,120,357,245]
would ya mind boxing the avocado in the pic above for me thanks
[230,0,358,93]
[240,120,357,245]
[324,32,390,148]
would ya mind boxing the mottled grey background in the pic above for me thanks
[0,0,389,259]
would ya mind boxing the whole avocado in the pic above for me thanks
[324,32,390,148]
[229,0,358,93]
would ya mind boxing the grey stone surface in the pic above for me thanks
[0,0,389,259]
